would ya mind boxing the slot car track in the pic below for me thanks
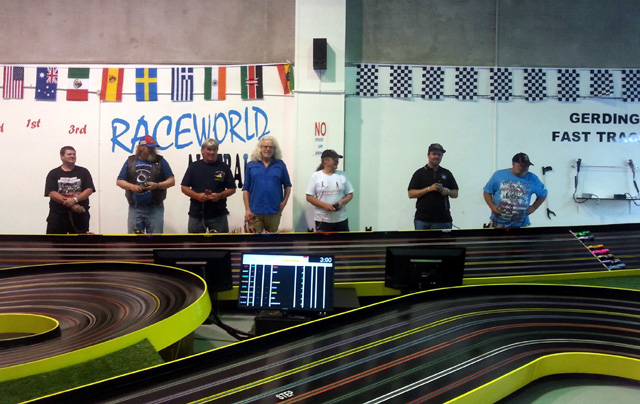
[0,262,210,382]
[1,224,639,402]
[0,224,638,286]
[34,284,640,404]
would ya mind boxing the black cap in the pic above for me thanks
[428,143,446,153]
[512,152,534,166]
[321,149,343,159]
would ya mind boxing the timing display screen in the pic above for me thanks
[238,253,334,312]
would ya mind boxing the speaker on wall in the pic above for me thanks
[313,38,327,70]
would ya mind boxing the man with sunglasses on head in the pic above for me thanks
[483,152,548,228]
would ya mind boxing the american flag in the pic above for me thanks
[3,66,24,99]
[171,67,194,101]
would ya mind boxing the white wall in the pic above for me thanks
[0,65,294,234]
[345,67,640,231]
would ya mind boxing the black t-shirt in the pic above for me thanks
[408,165,458,222]
[181,159,237,219]
[44,166,96,213]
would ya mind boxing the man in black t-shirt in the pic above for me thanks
[407,143,459,230]
[44,146,96,234]
[181,139,237,233]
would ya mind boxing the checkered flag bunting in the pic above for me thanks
[590,69,613,97]
[356,64,378,97]
[524,69,547,101]
[390,65,412,98]
[455,67,478,100]
[490,68,512,101]
[422,67,444,100]
[557,69,580,102]
[622,70,640,102]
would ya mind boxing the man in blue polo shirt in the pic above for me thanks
[242,135,292,233]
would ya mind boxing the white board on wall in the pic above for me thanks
[0,65,294,234]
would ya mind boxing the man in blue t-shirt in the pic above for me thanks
[116,136,175,234]
[483,152,548,228]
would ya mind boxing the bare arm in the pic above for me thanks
[527,195,547,216]
[483,191,501,215]
[408,183,442,199]
[243,190,253,222]
[306,194,335,211]
[279,186,292,211]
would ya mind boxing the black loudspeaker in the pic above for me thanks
[313,38,327,70]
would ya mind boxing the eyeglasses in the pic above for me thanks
[262,145,275,149]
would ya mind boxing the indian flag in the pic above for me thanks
[204,67,226,100]
[100,67,124,102]
[66,68,90,101]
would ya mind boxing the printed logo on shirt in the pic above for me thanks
[214,171,225,181]
[58,177,81,197]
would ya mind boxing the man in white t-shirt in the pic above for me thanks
[305,149,355,232]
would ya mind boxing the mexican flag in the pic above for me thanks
[204,67,226,100]
[67,68,90,101]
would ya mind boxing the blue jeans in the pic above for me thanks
[188,215,229,233]
[128,204,164,234]
[414,220,452,230]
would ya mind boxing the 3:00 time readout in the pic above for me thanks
[308,256,333,263]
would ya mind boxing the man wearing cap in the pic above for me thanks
[483,152,548,228]
[306,149,355,232]
[45,146,96,234]
[181,138,237,233]
[408,143,459,230]
[116,135,175,233]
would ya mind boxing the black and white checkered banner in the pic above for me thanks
[352,64,640,102]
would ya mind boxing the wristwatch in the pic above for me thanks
[74,197,79,204]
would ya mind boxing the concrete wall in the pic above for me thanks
[347,0,640,67]
[0,0,295,64]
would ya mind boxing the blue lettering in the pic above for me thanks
[229,109,245,143]
[153,116,173,150]
[132,116,150,150]
[111,118,131,153]
[109,109,271,153]
[213,113,228,144]
[175,113,193,150]
[253,107,270,139]
[245,107,255,141]
[192,113,211,147]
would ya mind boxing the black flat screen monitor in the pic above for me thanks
[385,247,466,293]
[153,249,232,293]
[238,253,334,313]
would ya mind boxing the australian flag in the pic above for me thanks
[35,67,58,101]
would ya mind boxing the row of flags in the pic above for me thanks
[355,64,640,102]
[2,64,294,102]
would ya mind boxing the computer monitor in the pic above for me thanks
[238,253,334,313]
[153,249,233,293]
[385,246,466,293]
